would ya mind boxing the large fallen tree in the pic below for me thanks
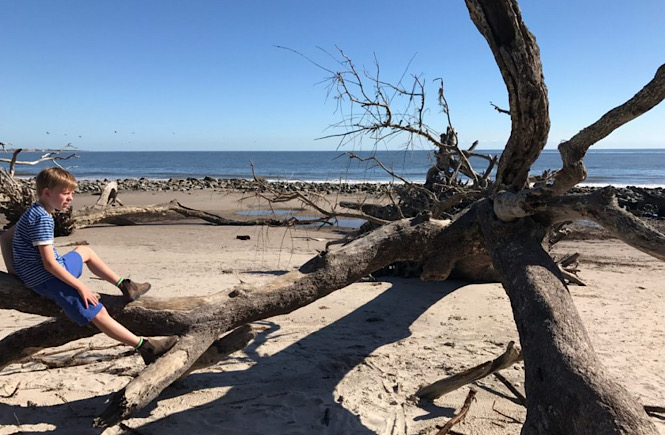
[1,0,664,433]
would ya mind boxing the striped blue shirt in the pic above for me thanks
[13,202,65,288]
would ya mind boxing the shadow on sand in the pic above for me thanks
[0,278,465,434]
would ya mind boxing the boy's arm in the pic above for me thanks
[37,244,99,309]
[0,227,16,275]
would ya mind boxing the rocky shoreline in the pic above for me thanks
[12,177,665,219]
[76,178,664,218]
[74,177,394,195]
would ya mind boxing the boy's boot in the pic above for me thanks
[138,336,178,365]
[119,279,151,302]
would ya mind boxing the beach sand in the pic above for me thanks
[0,189,664,434]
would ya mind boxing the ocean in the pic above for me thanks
[4,149,665,188]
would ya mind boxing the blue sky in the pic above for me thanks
[1,0,663,151]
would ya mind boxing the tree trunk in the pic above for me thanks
[478,200,657,434]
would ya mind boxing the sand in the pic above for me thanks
[0,189,664,434]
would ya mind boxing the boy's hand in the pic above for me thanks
[38,244,99,309]
[77,285,99,309]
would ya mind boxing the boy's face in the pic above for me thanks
[41,185,75,211]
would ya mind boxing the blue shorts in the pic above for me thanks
[32,250,104,326]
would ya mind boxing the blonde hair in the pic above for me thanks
[35,168,77,194]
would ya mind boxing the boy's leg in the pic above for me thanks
[91,308,178,364]
[74,246,120,285]
[72,246,150,301]
[91,307,141,347]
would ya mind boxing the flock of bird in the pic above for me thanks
[2,130,178,151]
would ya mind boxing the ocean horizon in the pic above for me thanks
[4,149,665,188]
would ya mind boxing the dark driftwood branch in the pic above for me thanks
[416,341,522,401]
[553,63,665,195]
[436,388,477,435]
[250,162,391,226]
[645,406,665,418]
[490,101,510,115]
[465,0,549,190]
[29,343,125,369]
[493,372,526,405]
[72,200,285,228]
[492,186,665,264]
[346,152,443,207]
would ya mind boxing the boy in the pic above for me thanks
[1,167,176,364]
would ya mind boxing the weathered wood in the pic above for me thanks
[416,341,522,401]
[94,329,218,427]
[8,149,21,177]
[72,200,285,228]
[478,200,657,434]
[545,187,665,262]
[93,181,120,208]
[84,214,491,426]
[465,0,549,191]
[178,324,258,381]
[553,63,665,195]
[559,269,586,286]
[0,146,78,176]
[0,318,98,370]
[493,188,552,221]
[559,252,580,268]
[436,388,477,435]
[0,168,35,227]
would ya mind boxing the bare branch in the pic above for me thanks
[552,63,665,194]
[436,388,478,435]
[249,160,392,227]
[0,144,78,174]
[490,101,510,115]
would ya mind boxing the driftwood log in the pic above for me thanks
[416,341,523,401]
[1,0,664,433]
[72,199,286,228]
[0,173,289,231]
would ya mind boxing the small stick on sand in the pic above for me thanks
[416,341,522,401]
[645,406,665,417]
[436,388,477,435]
[493,372,526,406]
[0,381,20,398]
